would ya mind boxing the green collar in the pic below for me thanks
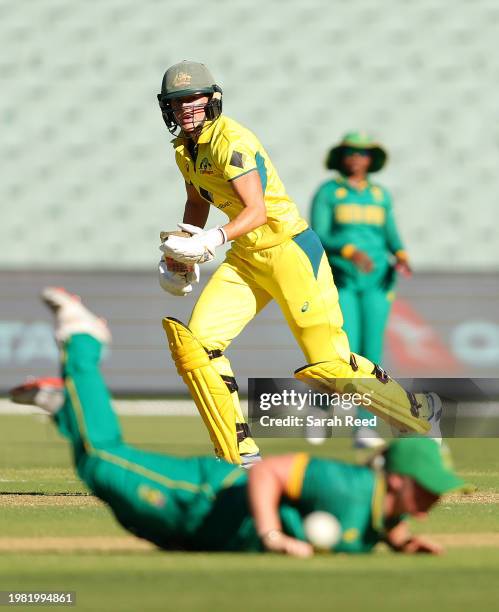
[337,174,371,192]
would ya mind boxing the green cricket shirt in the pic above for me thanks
[310,175,405,290]
[171,454,386,554]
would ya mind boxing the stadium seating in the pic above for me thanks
[1,0,497,269]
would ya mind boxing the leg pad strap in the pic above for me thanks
[162,317,241,463]
[294,359,430,434]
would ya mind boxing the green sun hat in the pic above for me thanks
[326,131,388,173]
[384,438,475,496]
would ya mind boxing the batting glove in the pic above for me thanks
[159,223,227,265]
[158,260,200,297]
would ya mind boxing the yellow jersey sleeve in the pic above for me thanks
[221,140,259,182]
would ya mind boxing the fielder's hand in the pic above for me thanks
[159,223,227,265]
[399,535,443,555]
[350,249,374,273]
[261,529,314,558]
[395,257,413,278]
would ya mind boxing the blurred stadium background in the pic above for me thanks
[1,0,498,393]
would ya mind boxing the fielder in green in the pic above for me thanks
[10,288,470,557]
[311,132,412,448]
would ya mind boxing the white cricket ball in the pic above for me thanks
[303,511,342,550]
[305,436,327,446]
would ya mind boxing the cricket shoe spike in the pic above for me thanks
[41,287,111,344]
[9,377,64,415]
[240,452,263,469]
[417,392,443,445]
[354,427,386,450]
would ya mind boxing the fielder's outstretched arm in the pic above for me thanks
[385,520,443,555]
[248,454,313,558]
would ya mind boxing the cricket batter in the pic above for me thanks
[156,61,441,466]
[10,289,469,556]
[311,132,411,449]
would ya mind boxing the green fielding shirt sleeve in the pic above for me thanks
[310,183,346,253]
[383,190,405,254]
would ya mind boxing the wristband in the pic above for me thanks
[202,227,226,253]
[218,226,228,244]
[341,244,357,259]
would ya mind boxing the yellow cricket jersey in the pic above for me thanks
[172,115,308,253]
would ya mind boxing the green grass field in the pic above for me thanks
[1,412,499,611]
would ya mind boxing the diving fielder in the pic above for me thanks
[10,289,469,556]
[157,61,441,466]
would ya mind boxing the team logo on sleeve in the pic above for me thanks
[342,528,359,542]
[229,150,244,168]
[199,157,214,175]
[138,484,167,508]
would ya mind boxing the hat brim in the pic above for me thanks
[160,87,215,100]
[326,144,387,173]
[416,471,476,496]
